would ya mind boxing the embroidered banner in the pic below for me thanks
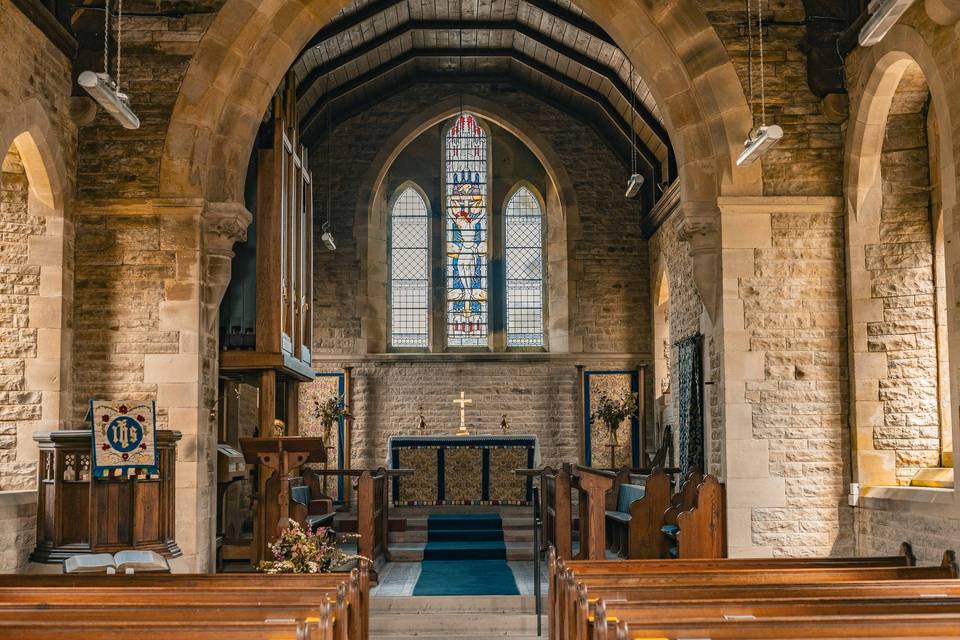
[90,400,159,478]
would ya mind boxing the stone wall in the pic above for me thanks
[301,82,650,468]
[701,0,844,197]
[0,491,36,573]
[869,108,941,484]
[743,205,852,556]
[0,149,46,490]
[648,210,720,473]
[857,502,959,565]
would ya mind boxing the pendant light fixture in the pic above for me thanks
[320,50,336,251]
[625,60,644,199]
[737,0,782,166]
[78,0,140,129]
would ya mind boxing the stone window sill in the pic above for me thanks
[858,485,954,504]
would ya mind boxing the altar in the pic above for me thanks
[388,435,539,506]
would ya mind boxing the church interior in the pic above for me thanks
[2,0,960,638]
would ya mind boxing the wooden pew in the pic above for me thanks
[549,547,949,640]
[611,613,960,639]
[594,597,960,640]
[624,467,671,559]
[0,563,370,640]
[571,465,615,561]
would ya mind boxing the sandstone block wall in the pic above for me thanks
[0,149,45,490]
[0,491,36,573]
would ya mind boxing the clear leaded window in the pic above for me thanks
[505,186,545,347]
[445,113,489,347]
[389,187,430,348]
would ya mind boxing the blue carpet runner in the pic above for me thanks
[412,514,520,596]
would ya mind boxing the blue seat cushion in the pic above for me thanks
[661,524,679,536]
[290,484,310,506]
[616,484,646,513]
[605,510,631,525]
[668,545,678,558]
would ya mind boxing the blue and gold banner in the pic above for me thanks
[90,400,159,478]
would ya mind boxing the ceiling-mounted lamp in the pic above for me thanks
[859,0,917,46]
[79,0,139,129]
[321,221,336,251]
[625,173,645,199]
[78,71,140,130]
[737,0,781,167]
[737,125,784,166]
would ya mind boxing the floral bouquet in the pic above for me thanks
[257,519,362,574]
[590,391,639,446]
[313,394,351,446]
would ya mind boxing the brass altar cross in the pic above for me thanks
[453,391,472,436]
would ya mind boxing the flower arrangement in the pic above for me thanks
[590,391,639,446]
[312,394,350,446]
[257,519,360,574]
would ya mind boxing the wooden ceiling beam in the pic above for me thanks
[297,20,669,152]
[299,49,663,181]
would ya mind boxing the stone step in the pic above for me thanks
[371,595,541,614]
[370,612,540,635]
[389,529,534,543]
[388,543,535,562]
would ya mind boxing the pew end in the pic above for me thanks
[943,550,959,577]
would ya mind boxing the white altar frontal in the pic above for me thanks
[387,435,540,506]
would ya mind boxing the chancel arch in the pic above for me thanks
[845,25,959,490]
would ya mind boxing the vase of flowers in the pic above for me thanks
[257,519,361,574]
[313,394,350,447]
[590,391,639,448]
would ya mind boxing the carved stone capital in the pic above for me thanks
[678,217,719,251]
[203,201,253,256]
[69,97,98,127]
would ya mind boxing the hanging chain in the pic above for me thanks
[745,0,754,130]
[759,0,766,126]
[116,0,123,94]
[103,0,110,75]
[629,61,636,176]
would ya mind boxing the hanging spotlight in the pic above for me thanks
[625,173,645,199]
[80,0,139,129]
[321,221,337,251]
[78,72,140,130]
[737,125,784,166]
[738,0,781,167]
[859,0,916,46]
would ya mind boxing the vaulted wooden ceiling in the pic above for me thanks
[292,0,675,185]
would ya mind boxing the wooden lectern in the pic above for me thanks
[240,437,326,563]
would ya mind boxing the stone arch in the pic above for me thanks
[355,96,576,355]
[0,101,72,490]
[845,24,958,487]
[159,0,757,320]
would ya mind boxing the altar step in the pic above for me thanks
[370,595,542,638]
[389,515,534,545]
[388,542,535,562]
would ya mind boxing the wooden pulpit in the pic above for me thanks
[240,437,326,563]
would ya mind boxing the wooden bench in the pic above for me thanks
[609,612,960,639]
[623,467,671,559]
[549,546,949,640]
[604,477,645,555]
[593,597,960,640]
[0,562,370,640]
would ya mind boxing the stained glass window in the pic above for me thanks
[505,186,545,347]
[389,186,430,348]
[445,113,489,347]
